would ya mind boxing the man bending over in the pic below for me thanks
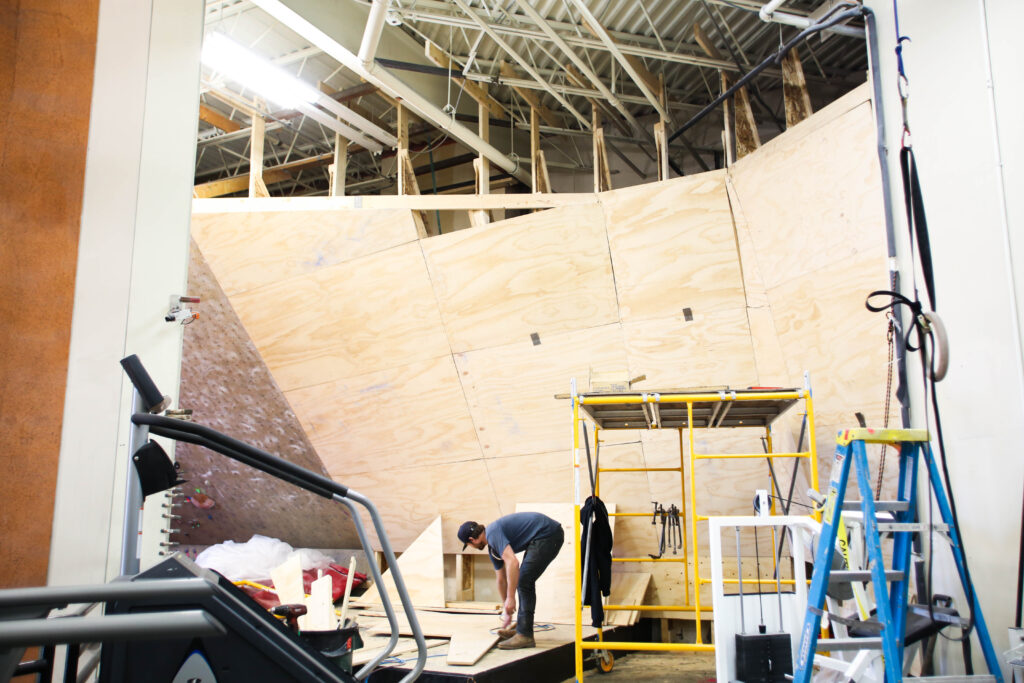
[458,512,564,649]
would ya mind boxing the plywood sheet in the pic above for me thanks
[594,443,656,561]
[289,354,481,477]
[606,572,651,626]
[729,93,885,291]
[191,208,419,296]
[351,635,447,666]
[446,631,500,665]
[622,307,757,389]
[482,452,575,522]
[768,249,890,430]
[229,241,450,391]
[601,172,745,322]
[367,610,497,637]
[455,324,627,459]
[421,203,618,352]
[358,516,446,608]
[341,459,502,551]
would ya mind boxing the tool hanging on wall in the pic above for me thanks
[648,503,682,559]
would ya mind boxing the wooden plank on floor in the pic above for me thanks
[446,631,500,665]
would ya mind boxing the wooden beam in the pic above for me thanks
[733,84,760,158]
[530,107,551,194]
[192,193,598,212]
[781,48,813,128]
[396,102,430,237]
[194,169,292,198]
[249,113,269,198]
[653,120,668,181]
[500,61,559,127]
[469,97,491,227]
[425,40,505,119]
[199,103,241,132]
[721,73,734,166]
[330,134,347,196]
[693,22,723,61]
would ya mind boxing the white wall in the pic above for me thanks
[866,0,1024,676]
[49,0,203,584]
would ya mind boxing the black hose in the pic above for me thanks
[668,4,864,145]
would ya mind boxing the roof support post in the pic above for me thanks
[249,111,270,197]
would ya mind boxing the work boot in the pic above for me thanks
[496,627,517,641]
[497,633,535,650]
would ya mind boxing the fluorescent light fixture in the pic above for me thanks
[201,32,320,109]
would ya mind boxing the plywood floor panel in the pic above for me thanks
[229,242,450,392]
[601,172,745,323]
[421,204,618,352]
[191,208,419,296]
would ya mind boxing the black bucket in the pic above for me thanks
[301,620,361,673]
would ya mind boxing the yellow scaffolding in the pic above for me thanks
[571,378,820,680]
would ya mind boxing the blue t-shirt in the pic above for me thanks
[486,512,562,569]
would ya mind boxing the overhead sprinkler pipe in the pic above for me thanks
[760,0,864,39]
[358,0,388,65]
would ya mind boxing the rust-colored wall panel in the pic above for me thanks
[0,1,100,588]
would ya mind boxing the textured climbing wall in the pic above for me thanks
[173,240,359,549]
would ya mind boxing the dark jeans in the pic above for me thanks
[516,526,564,636]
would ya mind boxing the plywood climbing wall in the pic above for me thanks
[190,83,891,608]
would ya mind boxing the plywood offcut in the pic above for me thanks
[605,572,651,626]
[190,208,419,296]
[358,516,446,609]
[601,171,745,322]
[455,324,628,459]
[446,632,500,665]
[421,203,618,353]
[229,241,450,392]
[289,354,480,477]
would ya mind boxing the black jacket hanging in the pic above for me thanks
[580,495,613,627]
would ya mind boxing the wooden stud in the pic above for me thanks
[199,103,241,132]
[396,102,429,237]
[733,84,761,158]
[329,134,347,197]
[500,61,559,127]
[654,120,669,181]
[592,110,611,193]
[781,48,813,128]
[468,98,491,226]
[425,40,505,119]
[194,169,291,199]
[721,73,734,167]
[249,113,269,198]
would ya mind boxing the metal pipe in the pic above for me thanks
[250,0,531,186]
[566,0,671,123]
[450,0,590,129]
[297,103,382,153]
[358,0,388,65]
[760,0,864,39]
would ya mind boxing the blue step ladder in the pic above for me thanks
[792,428,1003,682]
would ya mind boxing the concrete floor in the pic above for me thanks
[560,651,717,682]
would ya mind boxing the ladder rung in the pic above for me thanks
[841,500,909,512]
[829,570,904,583]
[816,637,883,651]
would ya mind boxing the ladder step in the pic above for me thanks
[841,500,909,512]
[829,569,904,583]
[816,637,883,651]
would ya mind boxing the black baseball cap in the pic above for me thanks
[458,521,483,550]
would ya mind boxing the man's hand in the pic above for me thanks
[503,595,516,620]
[499,607,513,629]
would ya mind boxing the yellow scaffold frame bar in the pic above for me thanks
[571,378,820,681]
